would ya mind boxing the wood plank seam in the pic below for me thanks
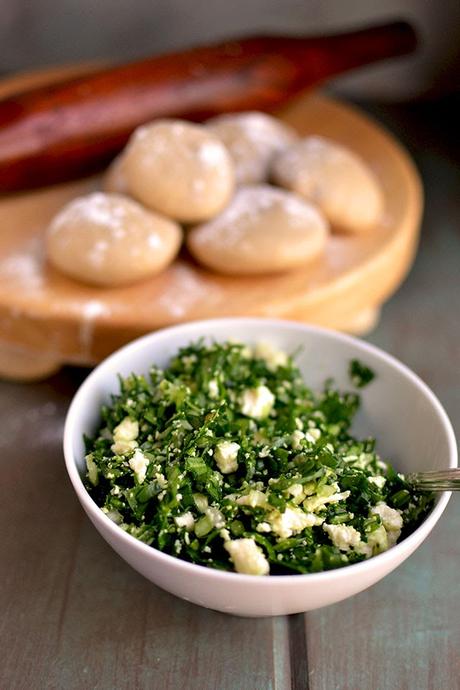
[288,614,309,690]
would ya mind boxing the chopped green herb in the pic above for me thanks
[349,359,376,388]
[84,340,433,576]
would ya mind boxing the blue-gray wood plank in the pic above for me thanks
[0,97,458,689]
[306,95,460,690]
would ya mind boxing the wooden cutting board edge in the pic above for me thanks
[0,66,423,379]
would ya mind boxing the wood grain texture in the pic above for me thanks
[0,67,422,376]
[0,367,289,690]
[306,504,460,690]
[304,97,460,690]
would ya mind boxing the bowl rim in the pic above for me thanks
[64,317,457,585]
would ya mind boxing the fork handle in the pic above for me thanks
[407,469,460,491]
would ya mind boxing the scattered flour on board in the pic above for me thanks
[157,264,222,318]
[0,237,45,289]
[79,299,111,354]
[0,400,60,449]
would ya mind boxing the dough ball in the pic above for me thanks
[186,185,328,275]
[103,153,129,195]
[46,192,182,287]
[271,136,383,234]
[206,111,298,185]
[124,120,235,223]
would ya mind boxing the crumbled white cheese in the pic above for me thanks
[206,507,226,529]
[215,441,240,474]
[236,489,268,508]
[305,428,321,443]
[269,506,323,539]
[323,523,362,552]
[181,354,197,367]
[224,538,270,575]
[256,521,272,533]
[113,417,139,441]
[111,439,138,455]
[366,525,389,554]
[208,379,219,399]
[240,345,252,359]
[254,341,288,369]
[111,416,139,455]
[174,512,195,531]
[354,541,373,558]
[371,502,403,532]
[351,452,376,470]
[154,472,168,489]
[369,475,386,489]
[128,448,149,483]
[258,445,271,458]
[386,529,400,547]
[291,430,305,449]
[240,385,275,419]
[287,483,305,504]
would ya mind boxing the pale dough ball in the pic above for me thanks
[271,136,383,234]
[186,185,329,275]
[206,111,298,185]
[103,153,129,195]
[123,120,235,222]
[46,192,182,287]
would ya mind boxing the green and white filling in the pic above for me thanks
[84,340,433,576]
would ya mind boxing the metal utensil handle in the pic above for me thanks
[407,468,460,491]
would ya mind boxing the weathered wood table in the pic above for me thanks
[1,98,459,689]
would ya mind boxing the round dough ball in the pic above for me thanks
[46,192,182,287]
[271,136,383,234]
[103,153,129,195]
[186,185,328,276]
[206,111,298,185]
[124,120,235,223]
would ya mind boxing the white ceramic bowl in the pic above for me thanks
[64,318,457,617]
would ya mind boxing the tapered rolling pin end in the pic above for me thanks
[0,20,418,192]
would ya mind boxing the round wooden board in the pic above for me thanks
[0,67,422,374]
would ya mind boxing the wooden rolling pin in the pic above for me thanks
[0,20,416,191]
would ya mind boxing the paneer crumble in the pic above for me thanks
[84,341,433,575]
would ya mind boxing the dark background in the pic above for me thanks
[2,0,460,99]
